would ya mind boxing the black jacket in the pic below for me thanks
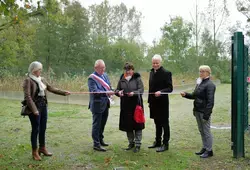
[115,73,145,131]
[184,78,216,120]
[148,66,173,120]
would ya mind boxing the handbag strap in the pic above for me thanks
[137,94,142,106]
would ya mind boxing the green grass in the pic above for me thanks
[1,84,250,170]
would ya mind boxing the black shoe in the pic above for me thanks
[195,148,206,155]
[100,140,109,147]
[156,144,169,152]
[93,146,107,152]
[200,150,213,158]
[133,146,140,153]
[148,141,161,148]
[125,143,135,151]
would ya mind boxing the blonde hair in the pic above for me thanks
[199,65,211,75]
[28,61,43,73]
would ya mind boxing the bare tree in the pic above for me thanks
[206,0,230,46]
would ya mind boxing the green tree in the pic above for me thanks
[112,3,142,41]
[88,0,113,39]
[236,0,250,36]
[0,14,37,73]
[160,16,193,72]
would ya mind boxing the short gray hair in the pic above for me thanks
[199,65,211,74]
[28,61,43,73]
[94,59,105,67]
[152,54,162,62]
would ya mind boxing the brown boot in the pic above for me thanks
[32,148,41,161]
[39,146,53,156]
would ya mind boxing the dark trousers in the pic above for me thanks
[28,104,47,149]
[92,105,109,147]
[154,118,170,144]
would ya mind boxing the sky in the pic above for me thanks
[79,0,247,45]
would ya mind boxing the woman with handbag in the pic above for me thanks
[23,61,70,161]
[115,62,144,153]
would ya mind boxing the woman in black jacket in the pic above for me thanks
[115,62,144,153]
[181,65,216,158]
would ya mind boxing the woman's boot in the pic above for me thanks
[39,146,53,156]
[32,148,42,161]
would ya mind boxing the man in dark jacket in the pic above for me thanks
[148,54,173,152]
[181,65,216,158]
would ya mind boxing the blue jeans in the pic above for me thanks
[92,105,109,147]
[29,103,48,149]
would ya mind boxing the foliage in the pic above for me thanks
[147,16,230,81]
[236,0,250,37]
[0,0,233,83]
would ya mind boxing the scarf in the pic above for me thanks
[196,76,210,85]
[124,73,133,81]
[89,73,110,91]
[29,74,47,96]
[196,77,202,85]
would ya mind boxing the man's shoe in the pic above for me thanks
[200,150,213,158]
[148,141,161,148]
[93,146,107,152]
[100,140,109,147]
[133,146,140,153]
[195,148,206,155]
[156,144,169,152]
[125,143,135,151]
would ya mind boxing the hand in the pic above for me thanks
[34,111,39,116]
[155,91,161,97]
[107,91,115,95]
[202,118,208,122]
[109,94,114,100]
[180,92,186,97]
[128,92,134,97]
[118,90,124,97]
[65,91,71,95]
[203,115,209,121]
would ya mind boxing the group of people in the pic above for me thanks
[23,54,216,161]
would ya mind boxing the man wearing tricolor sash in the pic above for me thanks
[88,59,114,152]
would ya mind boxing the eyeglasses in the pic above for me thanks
[97,67,106,70]
[199,70,207,73]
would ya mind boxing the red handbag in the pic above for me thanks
[134,95,145,123]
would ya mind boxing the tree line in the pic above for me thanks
[0,0,249,82]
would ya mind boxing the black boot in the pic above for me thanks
[156,144,169,152]
[200,150,213,158]
[93,146,107,152]
[125,143,135,151]
[148,141,161,148]
[195,148,206,155]
[100,140,109,147]
[133,146,140,153]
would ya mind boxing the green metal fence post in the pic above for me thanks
[232,32,245,158]
[244,45,249,132]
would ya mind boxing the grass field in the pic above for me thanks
[1,84,250,170]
